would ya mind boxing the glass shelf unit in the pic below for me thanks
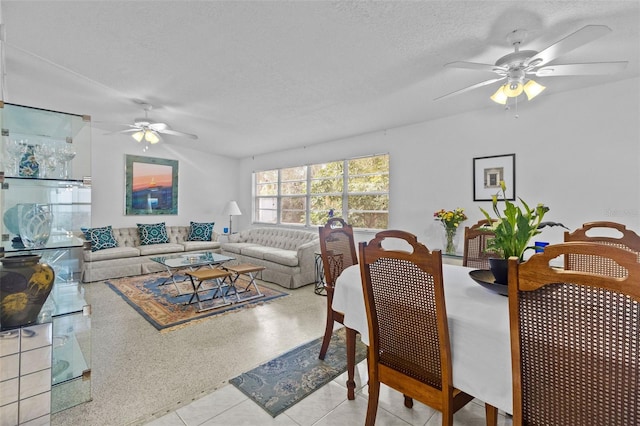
[0,102,92,419]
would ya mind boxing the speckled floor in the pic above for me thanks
[51,279,327,425]
[51,278,512,426]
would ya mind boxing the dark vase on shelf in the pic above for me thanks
[0,254,55,330]
[488,258,509,285]
[18,144,40,178]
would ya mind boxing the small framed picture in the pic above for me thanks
[473,154,515,201]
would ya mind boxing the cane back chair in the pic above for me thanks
[508,242,640,426]
[462,219,497,269]
[359,230,496,426]
[564,221,640,276]
[318,218,358,347]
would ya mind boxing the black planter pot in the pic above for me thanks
[0,254,55,330]
[488,258,509,285]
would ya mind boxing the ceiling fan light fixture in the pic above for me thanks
[132,131,145,142]
[503,80,524,97]
[145,130,160,144]
[524,79,546,100]
[490,85,509,104]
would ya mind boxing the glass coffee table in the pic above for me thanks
[150,252,235,295]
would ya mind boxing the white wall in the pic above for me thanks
[90,132,240,234]
[235,77,640,250]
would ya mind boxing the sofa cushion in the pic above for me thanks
[263,249,299,267]
[220,242,260,255]
[138,222,169,245]
[138,243,185,256]
[187,221,214,241]
[240,245,274,260]
[182,241,221,252]
[83,246,140,262]
[87,226,118,251]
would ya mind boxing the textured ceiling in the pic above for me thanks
[1,1,638,158]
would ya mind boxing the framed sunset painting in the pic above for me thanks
[125,155,178,215]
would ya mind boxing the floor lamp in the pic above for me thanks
[222,201,242,234]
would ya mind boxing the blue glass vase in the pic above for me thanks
[18,145,39,178]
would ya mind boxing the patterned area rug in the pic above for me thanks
[229,327,368,417]
[105,272,288,332]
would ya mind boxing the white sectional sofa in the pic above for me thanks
[81,226,221,282]
[220,227,320,289]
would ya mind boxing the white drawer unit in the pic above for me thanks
[0,323,52,426]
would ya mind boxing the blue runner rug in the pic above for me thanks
[229,327,367,417]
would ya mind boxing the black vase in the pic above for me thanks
[0,254,55,330]
[488,258,509,285]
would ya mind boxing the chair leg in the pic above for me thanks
[346,327,356,400]
[403,394,413,408]
[441,407,454,426]
[318,292,335,360]
[485,404,498,426]
[365,378,380,426]
[318,317,334,360]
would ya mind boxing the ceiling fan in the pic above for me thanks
[435,25,628,105]
[112,103,198,144]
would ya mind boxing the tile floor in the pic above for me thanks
[145,356,513,426]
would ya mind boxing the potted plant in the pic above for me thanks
[479,181,564,284]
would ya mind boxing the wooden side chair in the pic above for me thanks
[462,219,497,269]
[564,221,640,276]
[508,242,640,426]
[317,217,359,398]
[359,230,497,426]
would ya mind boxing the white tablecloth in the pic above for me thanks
[332,263,512,413]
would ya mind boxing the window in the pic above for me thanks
[253,154,388,229]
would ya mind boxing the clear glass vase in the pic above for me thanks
[443,226,458,255]
[17,203,54,249]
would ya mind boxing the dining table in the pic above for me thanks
[332,262,513,415]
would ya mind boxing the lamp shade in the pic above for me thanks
[503,81,524,97]
[222,201,242,216]
[490,85,509,105]
[524,80,546,100]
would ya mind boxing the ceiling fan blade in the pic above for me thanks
[534,61,628,77]
[524,25,612,67]
[158,129,199,139]
[104,128,140,135]
[444,61,507,74]
[434,77,506,101]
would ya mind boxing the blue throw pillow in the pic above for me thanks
[138,222,169,245]
[187,221,214,241]
[87,226,118,252]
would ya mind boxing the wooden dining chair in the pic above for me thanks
[359,230,497,426]
[462,219,497,269]
[318,218,358,361]
[564,221,640,276]
[508,242,640,426]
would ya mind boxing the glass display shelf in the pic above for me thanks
[0,102,92,417]
[1,102,91,181]
[50,308,91,413]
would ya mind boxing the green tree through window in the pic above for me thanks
[254,154,388,229]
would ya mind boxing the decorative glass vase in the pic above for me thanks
[17,203,54,249]
[443,226,458,255]
[18,144,39,178]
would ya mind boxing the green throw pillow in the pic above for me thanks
[187,221,214,241]
[137,222,169,245]
[87,226,118,252]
